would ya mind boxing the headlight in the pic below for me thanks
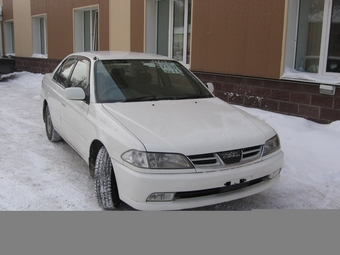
[122,150,193,169]
[121,150,149,168]
[262,135,281,156]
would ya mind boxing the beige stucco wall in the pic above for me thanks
[13,0,33,57]
[109,0,131,51]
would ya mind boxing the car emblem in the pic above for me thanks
[217,150,242,165]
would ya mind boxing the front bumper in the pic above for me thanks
[113,151,284,211]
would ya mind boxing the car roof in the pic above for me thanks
[68,51,174,61]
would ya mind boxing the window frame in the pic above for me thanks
[4,20,15,55]
[146,0,192,67]
[74,6,99,52]
[282,0,340,85]
[32,15,47,56]
[53,57,78,88]
[53,56,91,103]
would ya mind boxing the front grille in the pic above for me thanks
[175,176,268,199]
[188,145,262,168]
[217,150,242,165]
[188,153,219,166]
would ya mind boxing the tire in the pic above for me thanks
[45,105,62,142]
[94,146,121,209]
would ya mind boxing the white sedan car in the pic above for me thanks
[41,51,284,211]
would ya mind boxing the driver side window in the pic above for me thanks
[53,57,91,103]
[69,58,90,100]
[53,58,77,88]
[69,59,90,103]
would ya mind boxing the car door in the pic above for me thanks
[48,58,78,133]
[60,57,90,159]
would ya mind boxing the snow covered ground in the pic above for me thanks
[1,71,340,211]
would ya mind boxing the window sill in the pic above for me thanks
[281,67,340,86]
[32,54,48,59]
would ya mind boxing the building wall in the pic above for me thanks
[2,0,110,59]
[2,0,12,21]
[3,0,340,123]
[191,0,286,80]
[13,0,33,57]
[46,0,74,59]
[195,72,340,124]
[130,0,144,52]
[109,0,131,51]
[31,0,47,16]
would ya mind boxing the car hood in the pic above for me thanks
[102,98,276,155]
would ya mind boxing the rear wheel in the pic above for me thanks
[45,105,62,142]
[94,146,121,209]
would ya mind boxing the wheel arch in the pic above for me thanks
[42,100,48,123]
[89,139,105,178]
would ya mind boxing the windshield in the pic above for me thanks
[95,59,213,103]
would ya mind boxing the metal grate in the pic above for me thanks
[188,145,262,167]
[188,153,219,166]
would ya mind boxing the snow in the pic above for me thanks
[1,72,340,211]
[281,66,340,85]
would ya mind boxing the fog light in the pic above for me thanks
[147,193,175,202]
[268,169,281,180]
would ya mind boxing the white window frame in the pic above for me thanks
[4,20,15,55]
[282,0,340,85]
[32,15,47,57]
[74,6,99,52]
[146,0,192,67]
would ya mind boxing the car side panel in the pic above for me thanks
[60,99,89,159]
[84,104,146,163]
[41,74,64,134]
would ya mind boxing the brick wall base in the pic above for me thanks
[13,56,61,74]
[194,72,340,124]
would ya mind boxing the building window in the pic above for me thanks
[4,21,15,55]
[32,16,47,56]
[74,7,98,52]
[147,0,192,66]
[284,0,340,83]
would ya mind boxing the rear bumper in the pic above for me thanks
[113,151,284,211]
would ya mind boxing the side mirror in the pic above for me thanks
[64,87,86,100]
[206,82,214,93]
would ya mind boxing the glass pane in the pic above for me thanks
[84,11,91,51]
[157,0,169,56]
[95,60,212,103]
[70,60,90,92]
[53,59,77,88]
[327,0,340,73]
[92,10,99,51]
[295,0,325,73]
[187,0,192,64]
[40,18,46,54]
[173,1,185,61]
[11,22,15,53]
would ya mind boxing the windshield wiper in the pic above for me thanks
[124,96,166,102]
[174,94,213,100]
[124,94,212,102]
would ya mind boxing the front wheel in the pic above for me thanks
[94,146,121,209]
[45,105,62,142]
